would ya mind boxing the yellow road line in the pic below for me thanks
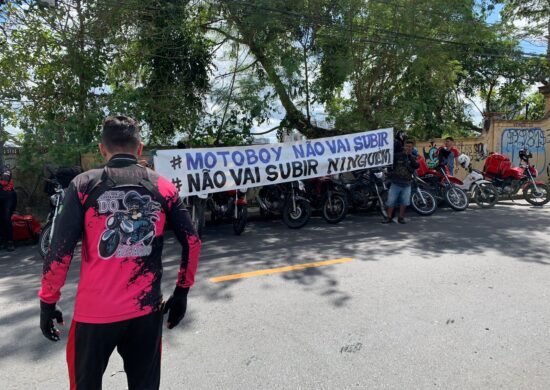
[209,257,353,283]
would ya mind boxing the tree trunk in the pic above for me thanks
[225,12,344,139]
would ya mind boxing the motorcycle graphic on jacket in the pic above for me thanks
[98,190,161,259]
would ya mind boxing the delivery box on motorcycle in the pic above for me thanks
[483,153,511,178]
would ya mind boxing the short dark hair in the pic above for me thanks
[101,115,141,152]
[405,140,415,146]
[445,136,454,142]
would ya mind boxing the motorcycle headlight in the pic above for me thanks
[50,193,61,206]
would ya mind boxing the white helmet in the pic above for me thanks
[457,154,470,169]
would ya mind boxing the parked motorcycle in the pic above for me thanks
[257,181,312,229]
[39,166,82,258]
[483,149,550,206]
[182,194,208,238]
[336,169,389,217]
[416,156,469,211]
[409,173,438,216]
[455,154,499,208]
[303,176,348,224]
[38,176,65,259]
[207,189,248,235]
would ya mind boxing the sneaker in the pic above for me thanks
[382,217,394,224]
[397,217,407,224]
[6,241,15,252]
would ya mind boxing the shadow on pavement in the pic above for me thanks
[0,201,548,361]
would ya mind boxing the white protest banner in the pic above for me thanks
[154,128,394,196]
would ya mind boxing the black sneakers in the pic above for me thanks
[397,217,406,224]
[382,217,394,224]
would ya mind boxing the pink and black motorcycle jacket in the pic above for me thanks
[38,154,201,324]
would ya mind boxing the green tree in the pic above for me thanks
[493,0,550,83]
[206,0,540,139]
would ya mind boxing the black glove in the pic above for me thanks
[40,301,64,342]
[163,286,189,329]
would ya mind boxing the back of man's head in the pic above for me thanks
[101,116,141,153]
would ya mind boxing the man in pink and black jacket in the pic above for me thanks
[38,115,201,390]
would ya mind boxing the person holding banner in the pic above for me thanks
[383,139,419,224]
[38,115,201,390]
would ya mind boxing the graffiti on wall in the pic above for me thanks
[500,128,547,173]
[422,141,489,172]
[456,142,489,162]
[422,142,439,168]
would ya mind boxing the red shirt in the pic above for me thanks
[0,179,14,192]
[436,146,460,158]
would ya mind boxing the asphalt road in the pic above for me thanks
[1,201,549,390]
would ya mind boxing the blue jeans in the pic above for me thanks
[387,184,411,207]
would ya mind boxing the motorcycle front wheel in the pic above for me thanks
[523,183,550,206]
[321,193,348,224]
[232,205,248,236]
[473,183,499,208]
[282,198,312,229]
[38,223,52,259]
[444,186,469,211]
[410,189,437,216]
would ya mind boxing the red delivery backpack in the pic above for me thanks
[12,213,42,242]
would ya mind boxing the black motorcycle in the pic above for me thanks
[181,194,208,238]
[409,173,438,216]
[303,176,349,224]
[38,166,82,259]
[207,189,248,235]
[257,181,312,229]
[336,169,389,216]
[38,176,65,259]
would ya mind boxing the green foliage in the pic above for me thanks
[1,0,547,170]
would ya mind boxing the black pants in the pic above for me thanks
[0,190,16,242]
[67,311,163,390]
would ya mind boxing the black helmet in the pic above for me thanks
[519,148,532,161]
[124,191,150,210]
[395,130,406,142]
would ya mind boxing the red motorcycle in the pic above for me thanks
[416,155,469,211]
[483,149,549,206]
